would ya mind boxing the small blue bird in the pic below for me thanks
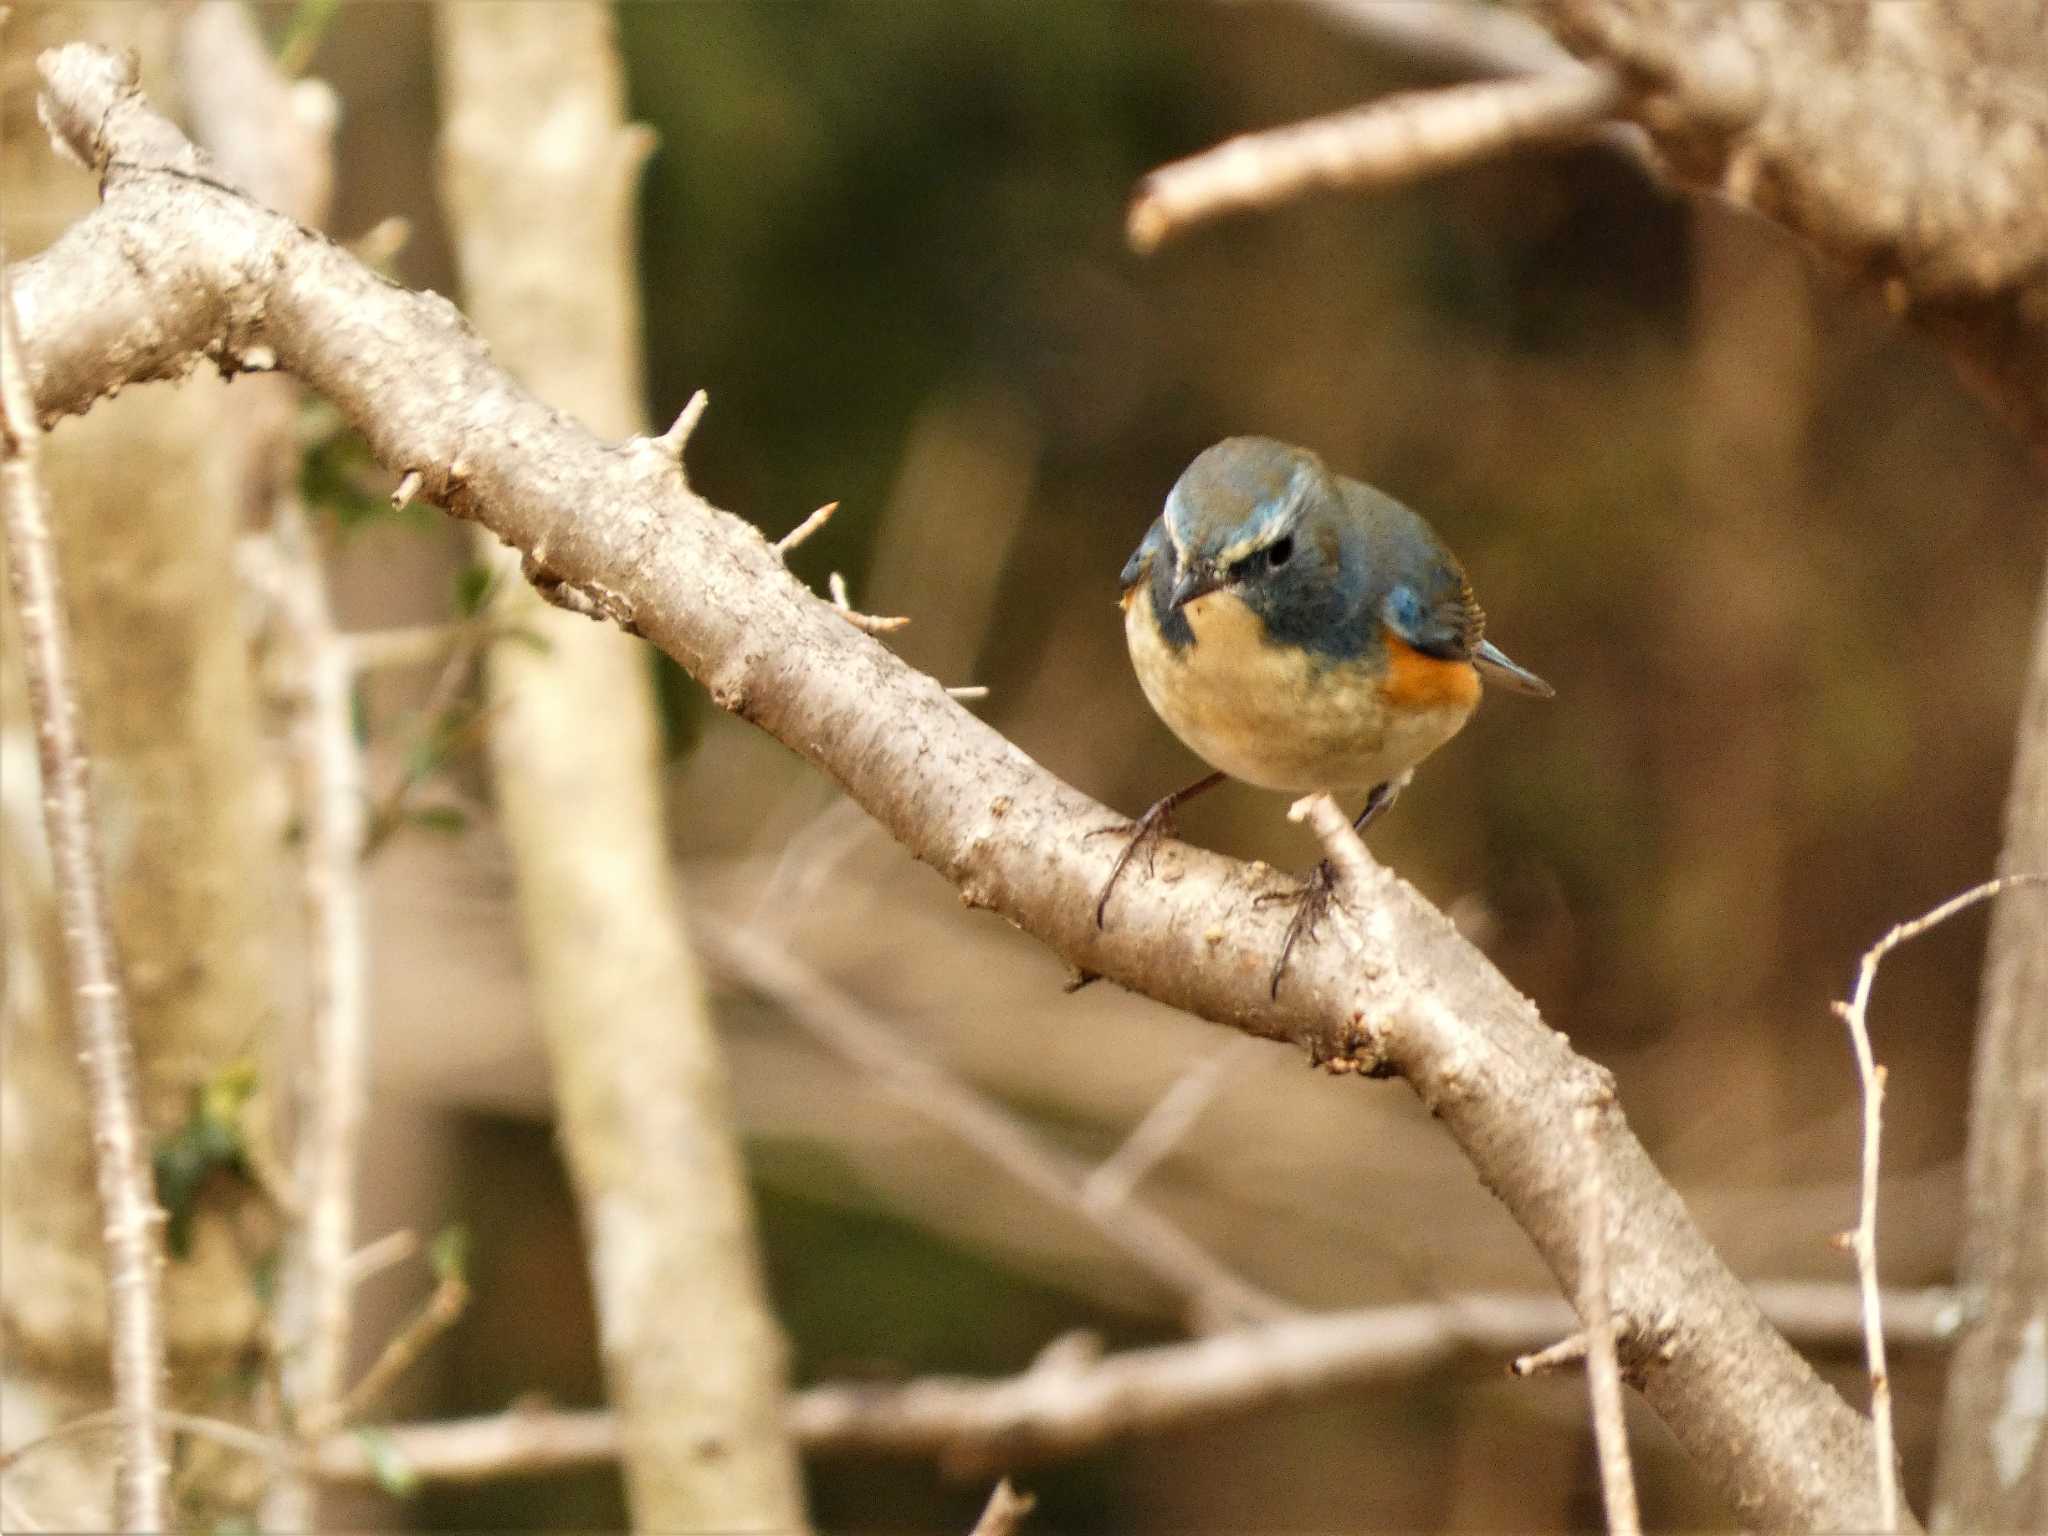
[1099,436,1552,994]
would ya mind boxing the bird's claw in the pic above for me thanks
[1265,859,1338,999]
[1090,800,1181,928]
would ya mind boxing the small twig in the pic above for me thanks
[698,915,1293,1332]
[648,387,708,462]
[1082,1036,1257,1214]
[305,1273,470,1438]
[1511,1331,1590,1378]
[1576,1105,1641,1536]
[0,248,168,1532]
[775,499,839,555]
[361,598,500,854]
[344,1229,420,1288]
[826,570,911,635]
[946,684,990,702]
[1830,872,2047,1532]
[390,468,424,511]
[1128,66,1622,252]
[0,1407,284,1475]
[1288,792,1376,892]
[968,1477,1036,1536]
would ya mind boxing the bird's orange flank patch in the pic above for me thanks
[1380,631,1481,710]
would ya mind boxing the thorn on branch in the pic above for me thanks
[775,500,839,556]
[827,570,910,635]
[1510,1331,1590,1377]
[649,387,708,464]
[348,216,412,271]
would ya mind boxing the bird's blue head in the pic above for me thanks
[1122,437,1359,654]
[1159,437,1331,606]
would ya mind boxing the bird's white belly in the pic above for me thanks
[1125,588,1474,793]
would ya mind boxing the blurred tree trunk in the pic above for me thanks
[1,4,277,1527]
[1933,568,2048,1532]
[433,3,810,1530]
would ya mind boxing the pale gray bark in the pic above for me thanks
[432,4,809,1529]
[1933,571,2048,1533]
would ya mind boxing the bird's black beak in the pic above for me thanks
[1169,559,1224,612]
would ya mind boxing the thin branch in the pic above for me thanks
[698,915,1293,1333]
[1,1279,1952,1492]
[0,248,168,1532]
[1128,66,1622,251]
[344,1229,419,1288]
[0,1408,280,1475]
[1512,1332,1590,1379]
[1831,873,2048,1533]
[258,493,371,1446]
[390,468,424,511]
[300,1280,1958,1486]
[305,1273,469,1439]
[775,499,840,555]
[1576,1105,1640,1536]
[1081,1036,1258,1215]
[827,570,911,635]
[968,1478,1035,1536]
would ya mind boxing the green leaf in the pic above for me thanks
[151,1064,261,1259]
[352,1427,420,1498]
[429,1223,470,1284]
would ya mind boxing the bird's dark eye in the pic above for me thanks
[1266,535,1294,569]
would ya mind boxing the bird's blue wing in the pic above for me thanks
[1381,570,1483,661]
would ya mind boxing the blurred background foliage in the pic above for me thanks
[240,1,2047,1529]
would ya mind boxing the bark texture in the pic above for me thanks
[433,4,809,1529]
[1933,569,2048,1533]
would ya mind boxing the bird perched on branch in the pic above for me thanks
[1099,436,1552,995]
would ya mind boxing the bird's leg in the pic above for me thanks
[1091,770,1227,927]
[1260,779,1400,998]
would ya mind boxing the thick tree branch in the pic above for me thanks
[8,45,1905,1531]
